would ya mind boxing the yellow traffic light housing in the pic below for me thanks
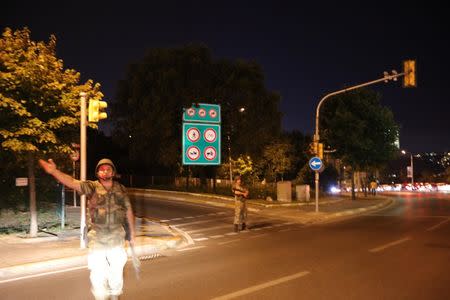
[318,143,324,159]
[88,99,108,122]
[403,60,416,88]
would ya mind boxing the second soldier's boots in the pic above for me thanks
[234,224,239,232]
[241,223,246,231]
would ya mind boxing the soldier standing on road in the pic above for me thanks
[232,175,249,232]
[39,158,135,300]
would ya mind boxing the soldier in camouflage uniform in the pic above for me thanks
[39,158,135,300]
[232,175,249,232]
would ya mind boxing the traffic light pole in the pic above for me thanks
[313,71,404,211]
[79,92,87,249]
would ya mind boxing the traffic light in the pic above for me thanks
[318,143,324,159]
[403,60,416,88]
[309,142,318,155]
[88,99,107,122]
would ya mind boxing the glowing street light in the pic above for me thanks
[401,150,414,185]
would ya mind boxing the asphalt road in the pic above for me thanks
[2,192,449,299]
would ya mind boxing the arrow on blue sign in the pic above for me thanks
[309,157,323,171]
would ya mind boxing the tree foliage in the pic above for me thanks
[0,27,103,236]
[320,88,399,171]
[112,44,281,175]
[0,27,103,156]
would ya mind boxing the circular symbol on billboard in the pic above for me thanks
[209,109,217,118]
[187,108,196,117]
[198,108,206,117]
[204,146,217,161]
[187,146,201,161]
[203,128,217,143]
[187,127,200,142]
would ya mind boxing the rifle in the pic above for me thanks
[124,219,141,279]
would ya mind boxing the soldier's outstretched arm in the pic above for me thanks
[39,159,82,193]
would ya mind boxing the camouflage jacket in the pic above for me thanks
[232,183,248,201]
[80,180,131,249]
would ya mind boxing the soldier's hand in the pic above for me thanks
[39,159,57,175]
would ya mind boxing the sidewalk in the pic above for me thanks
[0,206,186,283]
[0,191,393,282]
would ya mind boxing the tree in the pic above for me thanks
[112,44,281,175]
[261,142,295,182]
[320,88,399,199]
[0,27,103,236]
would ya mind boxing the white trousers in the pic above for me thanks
[87,246,128,300]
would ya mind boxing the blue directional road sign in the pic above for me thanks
[309,157,323,171]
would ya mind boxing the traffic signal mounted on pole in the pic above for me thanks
[88,99,107,122]
[309,142,318,155]
[318,143,324,159]
[403,60,416,88]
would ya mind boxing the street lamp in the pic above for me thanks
[401,150,414,185]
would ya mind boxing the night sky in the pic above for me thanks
[3,1,449,153]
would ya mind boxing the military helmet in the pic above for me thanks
[95,158,116,174]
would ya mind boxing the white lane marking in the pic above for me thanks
[369,237,411,253]
[210,235,225,239]
[218,239,240,245]
[184,216,195,219]
[210,271,310,300]
[186,224,232,234]
[0,266,87,284]
[249,234,267,239]
[193,237,209,242]
[426,217,450,232]
[175,216,230,227]
[171,217,183,221]
[225,232,239,236]
[160,219,170,222]
[177,246,206,252]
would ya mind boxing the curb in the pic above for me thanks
[316,198,394,223]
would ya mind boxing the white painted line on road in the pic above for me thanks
[218,239,240,245]
[184,216,195,219]
[369,237,411,253]
[426,218,450,231]
[171,217,183,221]
[175,216,230,227]
[210,235,225,239]
[177,246,206,252]
[249,234,267,239]
[225,232,239,236]
[210,271,310,300]
[160,219,170,222]
[193,237,209,242]
[0,266,87,284]
[187,224,232,234]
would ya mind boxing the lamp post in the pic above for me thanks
[401,150,414,185]
[313,70,403,211]
[226,105,245,184]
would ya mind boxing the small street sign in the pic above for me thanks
[183,103,221,123]
[15,177,28,187]
[309,157,323,171]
